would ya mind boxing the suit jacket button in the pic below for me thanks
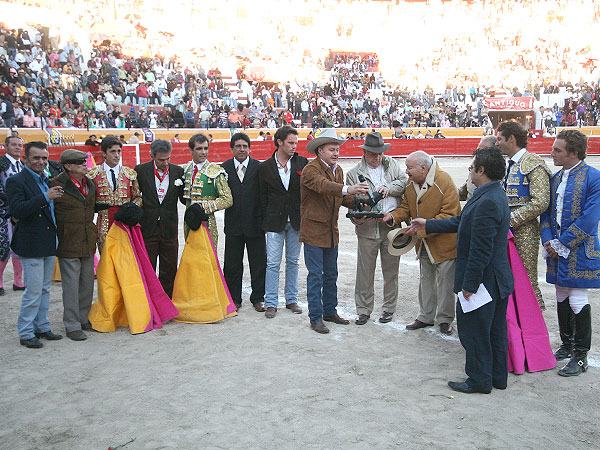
[47,227,49,230]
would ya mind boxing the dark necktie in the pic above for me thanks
[503,160,514,190]
[110,168,117,191]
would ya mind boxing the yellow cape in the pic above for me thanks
[172,223,237,323]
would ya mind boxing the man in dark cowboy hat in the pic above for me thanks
[346,132,407,325]
[299,129,369,334]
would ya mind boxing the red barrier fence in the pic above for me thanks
[47,137,600,166]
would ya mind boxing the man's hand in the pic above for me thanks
[347,182,369,195]
[381,212,394,225]
[543,241,559,259]
[407,218,426,235]
[461,289,473,300]
[376,186,389,198]
[46,186,64,200]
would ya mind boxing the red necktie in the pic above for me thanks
[192,165,198,182]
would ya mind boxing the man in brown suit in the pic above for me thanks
[383,151,461,335]
[51,149,97,341]
[300,129,368,334]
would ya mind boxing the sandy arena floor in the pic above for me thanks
[1,156,599,450]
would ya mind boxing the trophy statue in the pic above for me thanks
[346,175,385,219]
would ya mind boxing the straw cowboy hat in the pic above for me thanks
[306,128,346,155]
[387,226,417,256]
[358,131,390,153]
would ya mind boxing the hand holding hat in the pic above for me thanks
[184,203,209,231]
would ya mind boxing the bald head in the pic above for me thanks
[477,135,497,149]
[405,151,433,184]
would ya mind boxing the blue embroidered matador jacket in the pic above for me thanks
[540,161,600,288]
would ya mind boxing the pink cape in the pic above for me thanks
[506,231,556,373]
[116,222,179,331]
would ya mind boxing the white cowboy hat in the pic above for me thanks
[387,226,417,256]
[306,128,346,155]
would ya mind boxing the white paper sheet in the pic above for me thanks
[458,283,493,313]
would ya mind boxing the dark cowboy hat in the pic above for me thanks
[184,203,209,231]
[358,131,391,153]
[114,202,142,227]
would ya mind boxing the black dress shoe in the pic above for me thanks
[323,313,350,325]
[379,311,394,323]
[35,331,63,340]
[0,287,5,296]
[265,307,277,319]
[439,323,453,335]
[81,322,93,331]
[493,383,507,390]
[405,319,434,330]
[355,314,370,325]
[448,381,491,394]
[13,284,25,291]
[253,301,266,312]
[20,337,43,348]
[310,321,330,334]
[234,302,242,310]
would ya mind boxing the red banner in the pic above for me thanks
[484,97,535,111]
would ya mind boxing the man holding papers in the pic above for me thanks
[409,146,514,394]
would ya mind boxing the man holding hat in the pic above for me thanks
[51,149,97,341]
[300,129,369,334]
[382,151,461,336]
[346,132,407,325]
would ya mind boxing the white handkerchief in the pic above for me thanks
[458,283,493,313]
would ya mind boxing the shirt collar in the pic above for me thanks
[319,157,337,173]
[510,148,527,164]
[23,165,48,183]
[103,162,121,173]
[195,160,208,170]
[563,160,583,176]
[233,157,249,169]
[6,154,19,166]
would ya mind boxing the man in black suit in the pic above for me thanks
[258,125,307,318]
[134,139,184,297]
[410,146,514,394]
[222,132,266,312]
[6,141,64,349]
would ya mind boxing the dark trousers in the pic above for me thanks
[457,293,508,391]
[224,234,266,304]
[143,228,178,297]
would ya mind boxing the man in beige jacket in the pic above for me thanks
[346,132,407,325]
[383,151,461,335]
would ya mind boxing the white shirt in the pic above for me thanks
[154,163,169,204]
[233,157,249,182]
[275,152,291,190]
[556,161,582,231]
[366,163,397,213]
[103,162,121,190]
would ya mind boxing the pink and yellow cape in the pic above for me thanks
[506,230,556,373]
[89,222,179,334]
[171,222,237,323]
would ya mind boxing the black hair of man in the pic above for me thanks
[497,121,528,149]
[150,139,172,157]
[101,135,122,153]
[273,125,298,148]
[188,133,209,150]
[556,129,587,160]
[25,141,47,157]
[230,132,251,149]
[472,146,506,181]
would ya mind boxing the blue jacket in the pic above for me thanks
[540,161,600,288]
[426,181,514,299]
[6,169,57,257]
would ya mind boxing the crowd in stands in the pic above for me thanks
[1,0,600,132]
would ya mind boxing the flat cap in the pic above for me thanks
[60,149,88,164]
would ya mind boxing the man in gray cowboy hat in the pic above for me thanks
[346,132,407,325]
[299,129,369,334]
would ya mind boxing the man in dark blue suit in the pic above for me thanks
[409,146,514,393]
[6,141,65,349]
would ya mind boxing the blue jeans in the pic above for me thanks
[18,256,54,339]
[304,243,338,323]
[265,224,301,308]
